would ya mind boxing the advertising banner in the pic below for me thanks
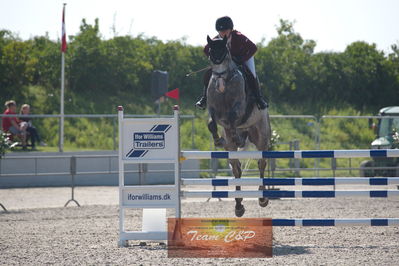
[168,218,273,258]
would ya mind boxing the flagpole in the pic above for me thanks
[60,3,66,152]
[60,49,65,152]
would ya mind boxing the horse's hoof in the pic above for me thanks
[214,137,225,148]
[235,205,245,217]
[258,198,269,207]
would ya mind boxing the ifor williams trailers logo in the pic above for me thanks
[126,124,171,158]
[134,132,165,149]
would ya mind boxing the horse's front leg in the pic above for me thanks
[229,158,245,217]
[258,158,269,207]
[225,128,245,217]
[207,112,225,148]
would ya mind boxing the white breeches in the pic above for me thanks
[244,56,256,78]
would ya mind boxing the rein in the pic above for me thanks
[185,66,211,77]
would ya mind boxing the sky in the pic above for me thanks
[1,0,398,53]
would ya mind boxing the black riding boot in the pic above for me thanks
[252,77,268,110]
[195,86,207,109]
[195,69,212,110]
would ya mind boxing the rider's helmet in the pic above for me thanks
[215,16,234,31]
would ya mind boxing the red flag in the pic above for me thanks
[165,88,179,100]
[61,5,67,53]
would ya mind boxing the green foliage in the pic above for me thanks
[2,18,399,114]
[0,130,17,157]
[256,20,399,114]
[1,18,399,162]
[391,129,399,149]
[32,116,116,150]
[320,107,375,150]
[64,117,115,149]
[269,130,280,151]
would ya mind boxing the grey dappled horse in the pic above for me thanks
[205,35,272,217]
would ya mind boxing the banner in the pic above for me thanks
[168,218,273,258]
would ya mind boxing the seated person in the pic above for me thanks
[19,104,46,148]
[2,100,27,148]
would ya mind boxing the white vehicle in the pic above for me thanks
[360,106,399,177]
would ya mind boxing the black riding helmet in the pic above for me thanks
[215,16,234,31]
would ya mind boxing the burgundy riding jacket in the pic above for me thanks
[204,30,257,63]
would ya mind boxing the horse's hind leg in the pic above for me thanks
[258,158,269,207]
[225,128,245,217]
[230,158,245,217]
[248,121,271,208]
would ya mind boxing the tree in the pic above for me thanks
[256,19,316,107]
[0,34,33,102]
[343,41,388,110]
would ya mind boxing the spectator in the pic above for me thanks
[2,100,27,149]
[19,104,46,148]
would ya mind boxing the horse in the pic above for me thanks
[205,35,272,217]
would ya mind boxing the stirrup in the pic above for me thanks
[256,98,268,110]
[195,97,207,110]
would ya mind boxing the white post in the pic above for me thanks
[60,51,65,152]
[59,3,66,152]
[118,106,126,247]
[173,105,181,218]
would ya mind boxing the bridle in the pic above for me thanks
[209,46,228,65]
[210,45,232,75]
[209,46,237,93]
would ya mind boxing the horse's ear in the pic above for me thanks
[207,35,212,45]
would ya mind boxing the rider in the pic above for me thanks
[195,16,268,110]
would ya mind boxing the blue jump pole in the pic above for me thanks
[271,218,399,226]
[182,177,399,186]
[181,149,399,160]
[182,190,399,199]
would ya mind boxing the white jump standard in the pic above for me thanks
[117,106,399,246]
[118,106,181,247]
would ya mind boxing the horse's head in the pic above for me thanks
[207,35,228,65]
